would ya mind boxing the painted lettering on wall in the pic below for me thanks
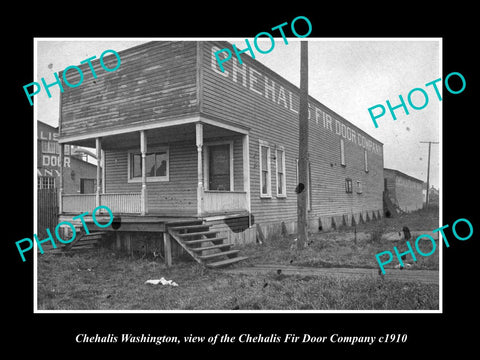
[211,46,382,156]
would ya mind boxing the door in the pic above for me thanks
[80,178,95,194]
[207,143,231,191]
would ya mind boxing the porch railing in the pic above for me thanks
[203,190,248,214]
[62,193,142,214]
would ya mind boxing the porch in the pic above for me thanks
[57,116,251,218]
[61,190,249,216]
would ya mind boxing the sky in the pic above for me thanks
[35,38,441,188]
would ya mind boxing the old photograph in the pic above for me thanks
[33,38,441,311]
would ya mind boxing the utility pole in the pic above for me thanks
[297,41,309,248]
[420,141,439,208]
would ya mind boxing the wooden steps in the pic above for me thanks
[167,221,248,268]
[37,231,106,254]
[206,256,250,268]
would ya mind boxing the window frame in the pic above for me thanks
[356,180,363,194]
[259,140,272,198]
[364,149,369,172]
[127,145,170,183]
[38,176,55,189]
[41,140,57,154]
[345,178,353,193]
[275,147,287,198]
[340,139,346,166]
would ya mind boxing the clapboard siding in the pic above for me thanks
[104,140,197,215]
[61,42,198,138]
[200,41,384,226]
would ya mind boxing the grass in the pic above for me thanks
[37,206,440,311]
[241,206,440,272]
[37,250,438,310]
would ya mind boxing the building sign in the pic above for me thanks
[210,45,382,156]
[38,129,71,176]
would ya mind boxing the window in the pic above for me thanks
[340,139,345,166]
[206,143,233,191]
[38,176,55,189]
[41,140,57,154]
[345,178,353,193]
[276,147,286,197]
[259,140,271,197]
[364,149,369,172]
[128,147,169,182]
[356,180,363,194]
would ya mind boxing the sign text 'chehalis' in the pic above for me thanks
[23,49,121,106]
[214,16,312,73]
[368,72,466,128]
[15,205,114,262]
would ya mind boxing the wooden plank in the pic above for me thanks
[163,232,172,267]
[176,230,219,237]
[61,42,198,138]
[206,256,249,268]
[189,244,231,252]
[182,236,227,245]
[198,249,240,260]
[168,224,209,231]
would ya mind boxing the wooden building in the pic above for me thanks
[384,168,424,213]
[57,41,384,266]
[37,120,98,193]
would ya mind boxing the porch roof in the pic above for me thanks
[58,115,250,148]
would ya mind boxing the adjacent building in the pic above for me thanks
[37,120,98,193]
[384,168,424,213]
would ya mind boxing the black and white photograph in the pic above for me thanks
[6,9,478,355]
[33,38,441,312]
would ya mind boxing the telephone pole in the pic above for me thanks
[297,41,309,248]
[420,141,439,208]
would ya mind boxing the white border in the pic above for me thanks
[33,37,442,314]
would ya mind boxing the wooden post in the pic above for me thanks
[163,232,172,267]
[58,143,64,214]
[140,130,147,215]
[95,137,102,208]
[297,41,309,248]
[115,232,121,251]
[242,134,251,226]
[196,123,203,217]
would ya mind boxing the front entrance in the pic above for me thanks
[80,178,95,194]
[206,142,233,191]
